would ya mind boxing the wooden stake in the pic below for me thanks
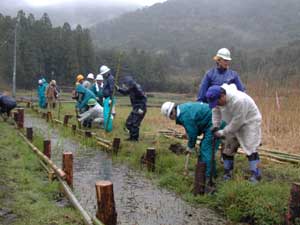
[13,112,18,122]
[63,152,73,188]
[72,124,77,134]
[286,182,300,224]
[46,111,52,122]
[95,181,117,225]
[26,127,33,142]
[146,147,156,172]
[43,140,51,159]
[85,131,92,138]
[63,115,70,126]
[194,161,206,195]
[112,138,120,154]
[17,108,24,129]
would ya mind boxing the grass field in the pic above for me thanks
[24,84,300,225]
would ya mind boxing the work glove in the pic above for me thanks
[210,126,219,133]
[214,130,225,139]
[185,147,195,155]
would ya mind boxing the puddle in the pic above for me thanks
[25,114,226,225]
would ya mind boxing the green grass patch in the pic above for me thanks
[0,122,83,225]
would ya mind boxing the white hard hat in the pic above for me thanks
[215,48,232,61]
[99,65,110,75]
[87,73,94,79]
[96,74,103,81]
[161,101,175,118]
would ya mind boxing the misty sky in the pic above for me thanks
[6,0,166,8]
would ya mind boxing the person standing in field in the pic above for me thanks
[83,73,94,89]
[45,80,58,110]
[206,83,262,183]
[161,101,225,178]
[37,78,48,109]
[197,48,245,103]
[116,76,147,141]
[90,74,104,106]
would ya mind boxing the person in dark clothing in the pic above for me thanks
[0,93,17,120]
[116,76,147,141]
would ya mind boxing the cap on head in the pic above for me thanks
[76,74,84,82]
[99,65,110,75]
[50,80,56,86]
[87,98,97,106]
[213,48,232,61]
[96,74,103,81]
[161,101,175,118]
[38,79,43,84]
[87,73,94,80]
[206,85,222,108]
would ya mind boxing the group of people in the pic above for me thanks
[37,78,59,110]
[73,65,147,141]
[161,48,262,183]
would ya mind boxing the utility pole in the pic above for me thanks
[12,17,18,98]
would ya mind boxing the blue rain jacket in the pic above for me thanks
[197,67,245,102]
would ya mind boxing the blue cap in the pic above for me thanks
[206,85,222,108]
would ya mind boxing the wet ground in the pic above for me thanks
[25,114,226,225]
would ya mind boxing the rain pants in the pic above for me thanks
[176,102,224,177]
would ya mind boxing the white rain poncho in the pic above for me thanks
[78,102,104,124]
[212,84,262,155]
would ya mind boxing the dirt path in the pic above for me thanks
[25,114,226,225]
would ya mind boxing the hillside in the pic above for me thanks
[92,0,300,53]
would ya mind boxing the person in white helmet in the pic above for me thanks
[83,73,94,89]
[91,74,104,106]
[161,101,225,178]
[197,48,245,103]
[99,65,116,132]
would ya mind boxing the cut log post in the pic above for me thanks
[46,111,52,122]
[17,108,24,129]
[62,152,73,188]
[286,182,300,224]
[63,115,70,126]
[112,138,121,154]
[145,147,156,172]
[85,131,92,138]
[72,124,77,134]
[26,102,30,108]
[42,112,47,119]
[43,140,51,159]
[26,127,33,142]
[13,112,18,122]
[194,161,206,195]
[95,181,117,225]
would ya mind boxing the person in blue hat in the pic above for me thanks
[161,101,225,178]
[116,76,147,141]
[206,84,262,183]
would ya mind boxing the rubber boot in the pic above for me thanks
[249,160,261,183]
[223,159,234,181]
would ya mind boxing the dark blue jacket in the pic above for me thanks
[118,80,147,110]
[197,67,245,102]
[103,73,115,98]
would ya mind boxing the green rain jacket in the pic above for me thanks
[176,102,212,148]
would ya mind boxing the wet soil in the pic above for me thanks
[25,115,226,225]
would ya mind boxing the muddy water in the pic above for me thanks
[25,115,226,225]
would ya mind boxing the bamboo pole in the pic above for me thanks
[18,132,66,178]
[57,176,96,225]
